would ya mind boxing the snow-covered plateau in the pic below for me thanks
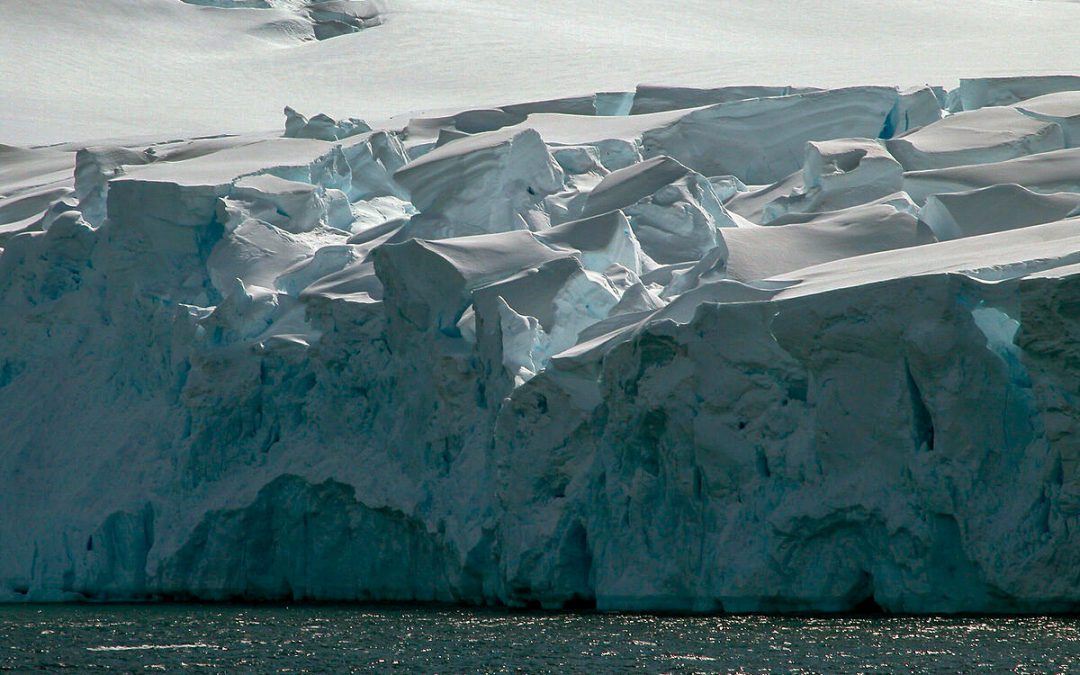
[7,0,1080,612]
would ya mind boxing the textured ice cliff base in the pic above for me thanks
[5,80,1080,612]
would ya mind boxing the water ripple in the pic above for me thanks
[0,605,1078,673]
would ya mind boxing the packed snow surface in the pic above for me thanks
[6,0,1080,144]
[5,2,1080,612]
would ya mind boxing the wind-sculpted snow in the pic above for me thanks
[6,80,1080,613]
[904,147,1080,204]
[886,107,1065,171]
[920,185,1080,241]
[1016,91,1080,148]
[577,156,735,265]
[639,86,899,184]
[761,138,906,222]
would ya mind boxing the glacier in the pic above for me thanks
[5,79,1080,613]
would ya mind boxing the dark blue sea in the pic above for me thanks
[2,604,1078,672]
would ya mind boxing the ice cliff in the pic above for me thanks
[4,78,1080,612]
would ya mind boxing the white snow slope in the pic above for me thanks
[4,1,1080,613]
[5,0,1080,145]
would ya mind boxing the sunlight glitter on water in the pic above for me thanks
[86,642,223,652]
[2,605,1079,673]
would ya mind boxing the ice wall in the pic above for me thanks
[3,81,1080,613]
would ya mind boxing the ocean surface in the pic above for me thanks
[1,604,1078,673]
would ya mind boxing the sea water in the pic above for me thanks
[1,605,1078,672]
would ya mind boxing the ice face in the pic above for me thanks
[920,184,1080,241]
[373,230,570,335]
[1016,91,1080,148]
[883,86,943,137]
[535,211,643,275]
[904,147,1080,205]
[283,107,372,141]
[886,107,1065,171]
[955,75,1080,112]
[628,85,820,115]
[580,156,734,265]
[8,80,1080,614]
[761,138,905,222]
[393,128,565,240]
[639,86,899,184]
[664,201,927,296]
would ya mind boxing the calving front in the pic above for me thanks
[2,79,1080,612]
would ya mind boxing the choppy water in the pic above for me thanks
[1,605,1079,673]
